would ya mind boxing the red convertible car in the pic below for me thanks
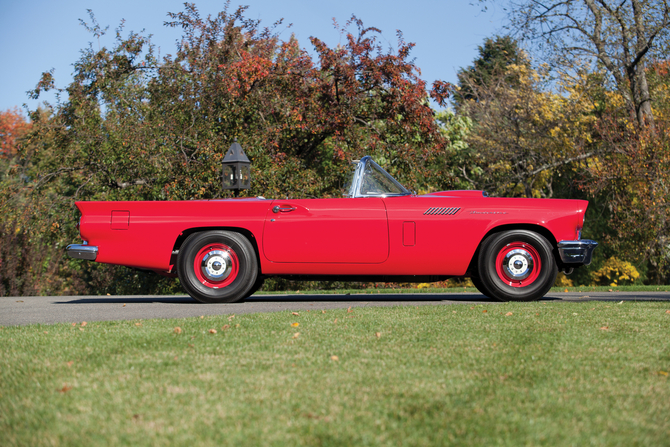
[67,156,597,303]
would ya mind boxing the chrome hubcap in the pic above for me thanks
[201,250,233,282]
[502,249,534,281]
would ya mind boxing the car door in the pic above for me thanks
[262,198,389,263]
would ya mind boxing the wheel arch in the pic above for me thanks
[170,226,262,274]
[467,223,559,276]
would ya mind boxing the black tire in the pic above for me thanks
[177,231,258,303]
[471,276,491,298]
[477,230,557,302]
[244,275,266,298]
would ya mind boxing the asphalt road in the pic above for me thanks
[2,291,669,326]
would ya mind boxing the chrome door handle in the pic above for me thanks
[273,205,297,213]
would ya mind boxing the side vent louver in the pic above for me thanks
[423,207,461,216]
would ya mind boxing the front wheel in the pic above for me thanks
[177,231,258,303]
[477,230,557,302]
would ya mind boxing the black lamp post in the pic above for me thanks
[221,139,251,196]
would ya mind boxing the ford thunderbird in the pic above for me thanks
[67,156,597,302]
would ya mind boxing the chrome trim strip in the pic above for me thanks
[66,244,98,261]
[557,240,598,265]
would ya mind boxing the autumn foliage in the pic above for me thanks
[1,4,459,295]
[0,108,31,157]
[2,3,670,296]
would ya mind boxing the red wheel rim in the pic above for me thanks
[495,242,541,288]
[193,243,239,289]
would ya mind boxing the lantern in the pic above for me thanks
[221,139,251,195]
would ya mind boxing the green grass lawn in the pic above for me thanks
[2,301,669,446]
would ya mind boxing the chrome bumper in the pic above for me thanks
[557,240,598,265]
[66,244,98,261]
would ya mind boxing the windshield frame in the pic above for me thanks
[345,156,411,198]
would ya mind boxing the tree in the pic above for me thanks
[0,108,31,158]
[5,3,455,296]
[481,0,670,128]
[581,63,670,283]
[456,46,596,198]
[453,35,527,107]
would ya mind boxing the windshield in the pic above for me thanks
[345,156,410,198]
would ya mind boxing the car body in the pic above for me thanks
[67,156,597,302]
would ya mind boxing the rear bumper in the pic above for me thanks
[66,244,98,261]
[557,240,598,265]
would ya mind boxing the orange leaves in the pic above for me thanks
[0,107,31,157]
[208,329,217,334]
[173,327,182,334]
[505,312,514,317]
[58,384,72,393]
[330,355,339,362]
[223,51,273,96]
[291,322,299,328]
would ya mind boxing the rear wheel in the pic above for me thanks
[177,231,258,303]
[471,276,491,298]
[477,230,557,302]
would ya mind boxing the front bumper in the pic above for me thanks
[66,244,98,261]
[557,240,598,265]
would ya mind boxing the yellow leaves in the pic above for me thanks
[291,322,299,328]
[375,332,381,338]
[658,371,669,377]
[554,272,574,288]
[330,355,339,362]
[591,257,640,286]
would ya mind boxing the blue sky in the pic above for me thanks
[0,0,506,114]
